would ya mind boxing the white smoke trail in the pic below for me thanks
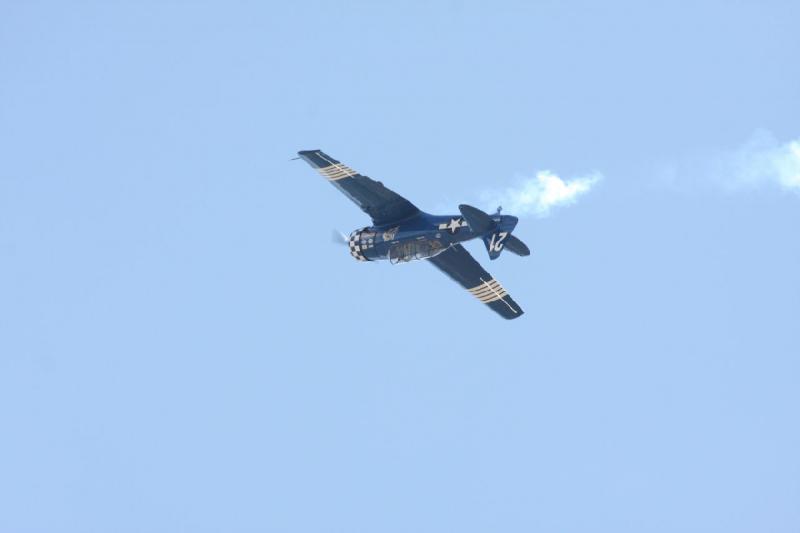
[714,130,800,192]
[479,170,603,218]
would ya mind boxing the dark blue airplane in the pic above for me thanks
[298,150,531,319]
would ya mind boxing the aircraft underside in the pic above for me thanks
[298,149,530,319]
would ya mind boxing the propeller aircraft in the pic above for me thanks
[298,150,531,319]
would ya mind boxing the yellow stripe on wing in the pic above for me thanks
[467,279,509,303]
[317,163,358,181]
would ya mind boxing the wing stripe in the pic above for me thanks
[468,279,504,293]
[476,292,509,303]
[317,163,359,180]
[427,243,523,319]
[473,289,508,301]
[468,280,506,295]
[468,279,512,303]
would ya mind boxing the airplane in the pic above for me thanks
[298,150,531,319]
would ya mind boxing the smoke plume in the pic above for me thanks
[479,170,603,218]
[714,130,800,192]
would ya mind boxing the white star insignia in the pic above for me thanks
[438,218,467,233]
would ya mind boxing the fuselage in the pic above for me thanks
[348,211,518,263]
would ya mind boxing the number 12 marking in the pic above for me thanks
[489,232,508,252]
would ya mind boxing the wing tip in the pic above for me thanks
[499,307,525,320]
[297,149,337,169]
[487,299,525,319]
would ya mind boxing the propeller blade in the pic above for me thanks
[331,229,349,246]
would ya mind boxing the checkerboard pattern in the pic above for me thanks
[348,229,375,261]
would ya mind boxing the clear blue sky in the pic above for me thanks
[1,1,799,531]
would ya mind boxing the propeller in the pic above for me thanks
[331,229,349,246]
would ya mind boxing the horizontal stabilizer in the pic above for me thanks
[504,235,531,256]
[458,204,494,234]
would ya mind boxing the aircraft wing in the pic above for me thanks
[428,244,524,320]
[298,150,420,226]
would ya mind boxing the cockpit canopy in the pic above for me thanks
[389,238,446,264]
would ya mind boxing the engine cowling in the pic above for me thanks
[348,227,376,261]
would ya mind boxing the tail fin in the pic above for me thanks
[482,231,531,259]
[458,204,527,260]
[482,232,509,260]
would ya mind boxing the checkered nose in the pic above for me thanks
[347,227,374,262]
